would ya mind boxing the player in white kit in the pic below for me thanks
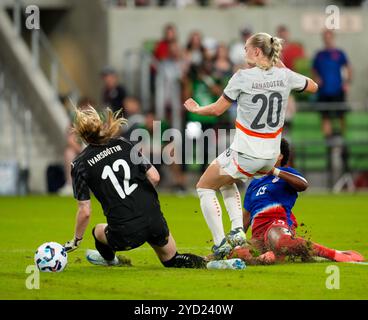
[184,32,318,259]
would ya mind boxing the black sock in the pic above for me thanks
[92,227,115,261]
[162,252,206,269]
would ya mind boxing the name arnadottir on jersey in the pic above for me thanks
[87,145,122,167]
[252,80,286,90]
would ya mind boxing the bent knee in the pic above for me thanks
[196,178,209,189]
[94,224,107,239]
[196,179,217,190]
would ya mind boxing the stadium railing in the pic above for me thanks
[123,48,184,130]
[10,0,80,104]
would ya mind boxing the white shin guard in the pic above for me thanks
[220,183,243,230]
[197,188,225,246]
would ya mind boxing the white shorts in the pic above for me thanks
[216,148,277,181]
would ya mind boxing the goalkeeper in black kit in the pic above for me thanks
[64,105,205,269]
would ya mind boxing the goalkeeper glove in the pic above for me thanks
[64,237,83,252]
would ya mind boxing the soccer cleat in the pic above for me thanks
[86,249,115,266]
[333,250,365,263]
[207,258,246,270]
[86,249,130,266]
[226,227,247,249]
[175,253,207,269]
[212,238,232,260]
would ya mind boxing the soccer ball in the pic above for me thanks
[34,242,68,272]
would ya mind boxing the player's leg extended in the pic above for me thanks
[219,183,245,247]
[196,160,236,256]
[266,226,364,262]
[311,242,364,262]
[150,233,206,269]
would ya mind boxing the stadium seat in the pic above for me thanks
[344,112,368,171]
[290,112,328,172]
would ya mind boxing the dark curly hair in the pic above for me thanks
[280,138,290,167]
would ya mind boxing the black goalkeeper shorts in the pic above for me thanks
[105,214,170,251]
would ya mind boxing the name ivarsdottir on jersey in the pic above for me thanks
[87,145,122,167]
[251,80,286,90]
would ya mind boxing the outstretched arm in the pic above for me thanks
[74,200,91,239]
[184,95,233,117]
[270,168,309,192]
[304,78,319,94]
[64,200,91,252]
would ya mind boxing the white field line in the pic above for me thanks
[345,261,368,265]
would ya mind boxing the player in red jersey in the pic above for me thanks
[230,139,364,264]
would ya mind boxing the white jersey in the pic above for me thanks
[223,67,307,159]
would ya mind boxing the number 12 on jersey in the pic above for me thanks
[102,159,138,199]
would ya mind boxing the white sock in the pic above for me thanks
[197,188,225,246]
[220,183,243,230]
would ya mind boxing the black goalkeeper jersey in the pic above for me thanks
[71,137,161,225]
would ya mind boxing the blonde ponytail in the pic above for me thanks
[73,105,127,145]
[249,32,283,70]
[270,36,283,67]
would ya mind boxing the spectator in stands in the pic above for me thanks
[202,37,218,61]
[101,66,127,114]
[213,43,236,129]
[229,26,253,70]
[312,29,353,138]
[141,111,187,193]
[155,40,186,131]
[275,26,304,137]
[153,23,178,62]
[59,97,91,196]
[183,57,221,173]
[214,0,237,8]
[276,25,305,71]
[121,96,146,139]
[183,31,206,99]
[213,42,233,84]
[152,24,180,122]
[134,0,150,6]
[184,31,206,76]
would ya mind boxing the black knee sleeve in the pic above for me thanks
[162,252,206,269]
[92,227,115,261]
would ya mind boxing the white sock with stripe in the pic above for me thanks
[220,183,243,230]
[197,188,225,246]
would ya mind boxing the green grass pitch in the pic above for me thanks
[0,193,367,300]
